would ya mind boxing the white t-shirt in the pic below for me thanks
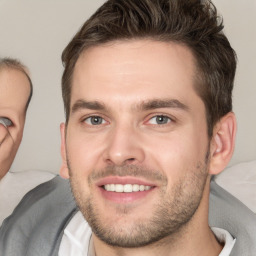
[59,211,236,256]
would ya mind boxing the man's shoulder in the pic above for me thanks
[0,176,78,256]
[0,170,55,225]
[209,179,256,255]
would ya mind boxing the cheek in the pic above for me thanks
[66,129,106,172]
[144,128,208,179]
[16,127,24,144]
[8,127,24,151]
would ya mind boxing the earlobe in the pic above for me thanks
[59,122,70,179]
[209,112,237,175]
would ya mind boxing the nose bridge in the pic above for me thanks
[103,120,145,166]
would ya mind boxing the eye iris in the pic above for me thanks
[91,116,102,125]
[156,116,168,124]
[0,117,13,127]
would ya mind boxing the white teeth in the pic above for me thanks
[115,184,124,192]
[123,184,133,193]
[145,186,151,191]
[104,184,152,193]
[132,184,140,192]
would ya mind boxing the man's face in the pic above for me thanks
[0,68,30,179]
[61,40,211,247]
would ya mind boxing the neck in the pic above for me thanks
[92,178,223,256]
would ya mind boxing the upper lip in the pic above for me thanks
[95,176,157,187]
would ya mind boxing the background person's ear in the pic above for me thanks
[59,122,70,179]
[209,112,237,175]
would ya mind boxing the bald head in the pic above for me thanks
[0,58,33,179]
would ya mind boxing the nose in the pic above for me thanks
[103,124,145,166]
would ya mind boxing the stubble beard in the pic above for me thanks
[68,156,209,248]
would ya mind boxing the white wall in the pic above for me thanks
[0,0,106,173]
[0,0,255,173]
[213,0,256,165]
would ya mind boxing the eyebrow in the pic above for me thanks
[71,98,189,114]
[138,99,189,112]
[71,100,106,114]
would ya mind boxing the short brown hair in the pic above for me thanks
[0,58,33,111]
[62,0,237,136]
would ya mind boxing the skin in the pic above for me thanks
[60,40,236,256]
[0,68,30,180]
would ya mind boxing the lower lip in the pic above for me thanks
[98,186,155,203]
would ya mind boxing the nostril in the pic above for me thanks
[126,158,136,163]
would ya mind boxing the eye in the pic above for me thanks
[148,115,171,125]
[84,116,106,126]
[0,117,13,127]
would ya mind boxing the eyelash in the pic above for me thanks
[81,115,108,127]
[81,114,174,127]
[145,114,174,127]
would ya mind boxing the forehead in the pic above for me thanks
[71,40,200,108]
[0,68,30,113]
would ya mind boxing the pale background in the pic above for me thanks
[0,0,255,174]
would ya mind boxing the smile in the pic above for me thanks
[103,184,152,193]
[98,178,156,203]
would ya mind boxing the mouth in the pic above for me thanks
[96,177,156,203]
[103,183,152,193]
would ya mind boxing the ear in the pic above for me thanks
[59,122,70,179]
[209,112,237,175]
